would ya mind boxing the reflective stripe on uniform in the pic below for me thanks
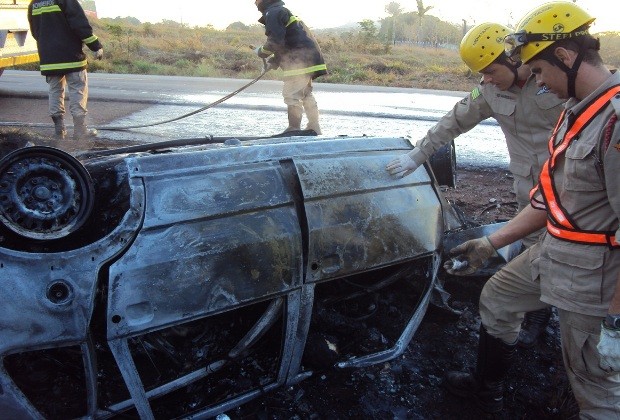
[538,84,620,247]
[470,87,481,101]
[286,16,300,27]
[82,35,98,44]
[30,5,61,15]
[546,222,617,247]
[40,59,88,71]
[282,64,327,77]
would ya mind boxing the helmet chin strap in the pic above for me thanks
[497,55,521,87]
[550,53,583,98]
[549,38,599,98]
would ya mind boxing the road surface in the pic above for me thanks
[0,70,508,166]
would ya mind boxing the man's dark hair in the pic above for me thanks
[535,35,603,66]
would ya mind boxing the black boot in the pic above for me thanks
[51,116,67,139]
[518,307,552,348]
[445,326,516,413]
[72,115,97,140]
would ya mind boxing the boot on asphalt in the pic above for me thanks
[72,115,97,140]
[518,307,552,348]
[51,115,67,139]
[303,96,322,135]
[280,105,303,134]
[444,326,516,413]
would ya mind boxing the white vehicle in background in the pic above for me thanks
[0,0,39,77]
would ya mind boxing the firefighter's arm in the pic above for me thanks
[602,107,620,314]
[27,5,36,40]
[61,0,102,51]
[487,205,547,250]
[416,84,494,160]
[261,8,287,57]
[597,108,620,371]
[386,84,493,178]
[445,205,547,276]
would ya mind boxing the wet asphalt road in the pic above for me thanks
[0,70,508,167]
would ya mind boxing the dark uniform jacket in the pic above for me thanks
[257,0,327,79]
[28,0,102,75]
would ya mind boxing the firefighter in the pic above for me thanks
[386,21,562,346]
[254,0,327,135]
[443,2,620,416]
[27,0,103,140]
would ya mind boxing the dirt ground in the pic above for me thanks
[0,119,578,419]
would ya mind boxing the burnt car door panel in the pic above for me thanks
[0,136,465,419]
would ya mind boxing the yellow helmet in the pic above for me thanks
[460,23,511,73]
[506,1,595,63]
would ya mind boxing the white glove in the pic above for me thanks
[598,324,620,371]
[386,148,427,178]
[443,236,498,276]
[93,48,103,60]
[386,154,419,178]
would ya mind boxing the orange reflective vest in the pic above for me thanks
[537,84,620,248]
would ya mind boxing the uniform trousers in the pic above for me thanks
[479,242,620,418]
[46,70,88,118]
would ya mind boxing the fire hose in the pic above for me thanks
[98,58,271,131]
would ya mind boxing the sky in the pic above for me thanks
[95,0,616,34]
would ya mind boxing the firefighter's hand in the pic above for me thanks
[265,57,279,71]
[254,45,271,59]
[443,236,497,276]
[598,323,620,372]
[93,48,103,60]
[386,154,419,178]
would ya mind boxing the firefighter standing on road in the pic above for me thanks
[443,2,620,416]
[254,0,327,135]
[386,22,564,347]
[27,0,102,140]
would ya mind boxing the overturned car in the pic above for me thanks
[0,134,507,419]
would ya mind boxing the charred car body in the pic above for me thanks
[0,135,503,419]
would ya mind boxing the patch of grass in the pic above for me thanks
[82,19,620,93]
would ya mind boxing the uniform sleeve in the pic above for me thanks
[603,106,620,244]
[413,83,494,161]
[59,0,102,51]
[262,8,288,56]
[27,4,36,40]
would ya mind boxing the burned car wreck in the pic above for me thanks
[0,135,506,419]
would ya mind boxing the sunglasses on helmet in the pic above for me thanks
[504,28,591,60]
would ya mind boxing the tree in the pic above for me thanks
[385,2,403,45]
[416,0,433,44]
[358,19,378,41]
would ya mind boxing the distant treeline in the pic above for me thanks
[17,12,620,92]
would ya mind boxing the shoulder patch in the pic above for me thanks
[470,87,482,101]
[536,85,552,95]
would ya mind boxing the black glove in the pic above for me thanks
[265,57,279,71]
